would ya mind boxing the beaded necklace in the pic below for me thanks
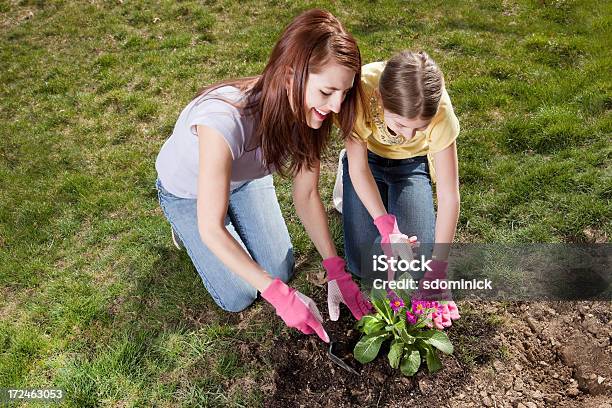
[369,93,407,145]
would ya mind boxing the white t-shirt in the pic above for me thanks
[155,86,272,199]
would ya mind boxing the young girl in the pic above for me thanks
[338,50,461,328]
[155,9,371,343]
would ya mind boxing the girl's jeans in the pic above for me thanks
[155,175,295,312]
[342,150,435,278]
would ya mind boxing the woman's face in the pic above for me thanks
[287,61,355,129]
[383,111,430,141]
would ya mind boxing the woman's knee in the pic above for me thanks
[215,290,258,313]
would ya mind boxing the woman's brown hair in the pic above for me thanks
[195,9,365,176]
[379,50,444,120]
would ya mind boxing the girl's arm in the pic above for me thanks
[196,125,273,292]
[293,155,372,321]
[292,160,337,259]
[431,141,460,261]
[344,135,387,219]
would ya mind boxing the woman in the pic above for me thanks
[155,9,371,342]
[338,50,461,328]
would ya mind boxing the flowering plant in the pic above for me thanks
[353,287,456,376]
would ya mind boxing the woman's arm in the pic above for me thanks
[344,136,387,219]
[196,125,273,292]
[431,141,460,260]
[292,161,337,259]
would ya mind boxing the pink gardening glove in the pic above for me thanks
[373,214,418,281]
[261,278,330,342]
[323,256,372,321]
[415,259,452,301]
[428,309,446,330]
[373,214,402,258]
[425,302,460,329]
[415,260,461,328]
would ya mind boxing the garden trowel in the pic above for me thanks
[326,331,360,375]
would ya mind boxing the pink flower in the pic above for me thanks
[390,297,404,313]
[413,302,425,315]
[386,290,405,313]
[406,311,417,325]
[411,300,437,315]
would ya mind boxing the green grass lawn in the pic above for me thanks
[1,0,610,406]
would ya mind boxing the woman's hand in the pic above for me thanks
[261,278,330,342]
[322,256,372,321]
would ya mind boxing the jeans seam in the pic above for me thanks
[229,177,295,281]
[227,183,259,261]
[228,178,279,266]
[228,203,247,253]
[176,226,229,310]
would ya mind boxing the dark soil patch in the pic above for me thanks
[260,287,611,407]
[264,287,500,407]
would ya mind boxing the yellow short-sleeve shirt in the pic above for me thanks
[352,61,460,182]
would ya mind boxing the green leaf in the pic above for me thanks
[358,315,385,335]
[370,290,388,314]
[418,343,442,373]
[388,339,404,369]
[400,347,421,376]
[395,319,406,332]
[415,329,436,339]
[395,272,417,302]
[365,320,385,335]
[370,288,387,305]
[370,288,395,323]
[357,314,377,327]
[370,296,385,316]
[400,330,416,345]
[424,330,454,354]
[354,332,391,364]
[356,317,367,330]
[426,350,442,373]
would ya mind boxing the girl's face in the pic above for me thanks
[287,61,355,129]
[382,110,430,141]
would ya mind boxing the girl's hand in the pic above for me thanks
[424,301,461,329]
[414,260,461,329]
[373,214,419,281]
[373,214,417,258]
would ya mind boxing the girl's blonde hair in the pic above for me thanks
[379,50,444,120]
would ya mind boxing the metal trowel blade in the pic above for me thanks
[327,341,360,375]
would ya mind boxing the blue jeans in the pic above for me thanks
[155,175,295,312]
[342,150,435,277]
